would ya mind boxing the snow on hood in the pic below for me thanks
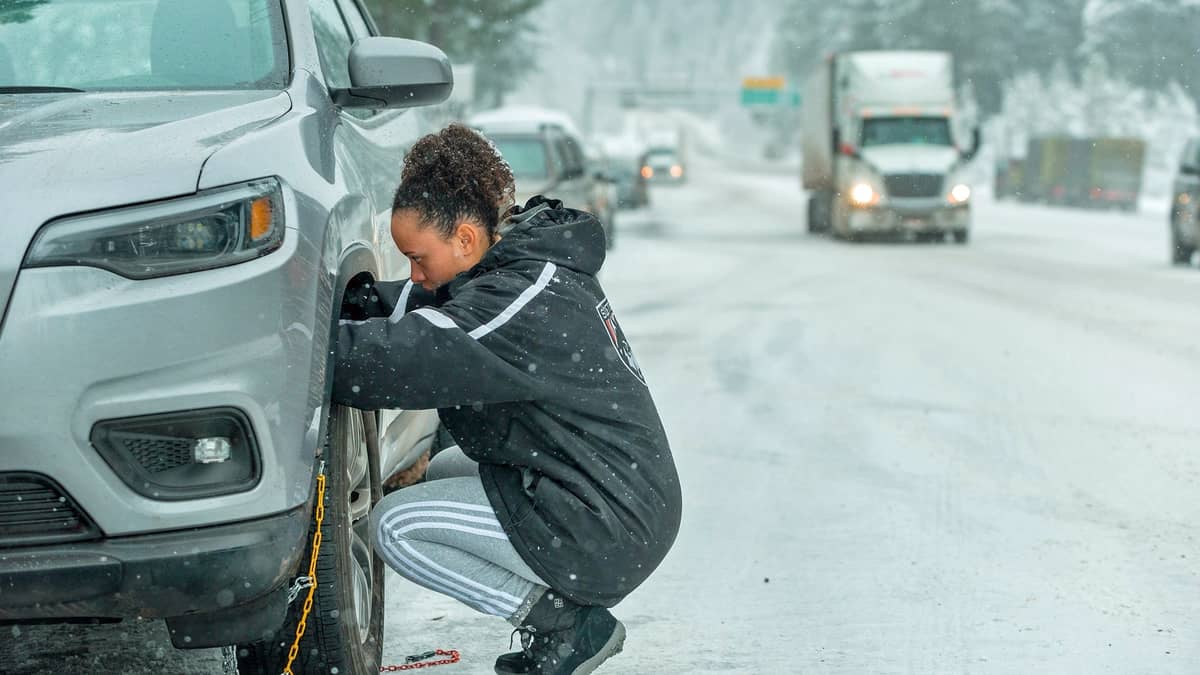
[860,145,961,175]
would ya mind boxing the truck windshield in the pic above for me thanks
[492,137,550,179]
[861,117,952,148]
[0,0,289,91]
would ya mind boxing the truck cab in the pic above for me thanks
[803,51,978,243]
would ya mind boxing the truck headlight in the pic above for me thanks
[24,178,284,280]
[948,183,971,204]
[849,182,878,207]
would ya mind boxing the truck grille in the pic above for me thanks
[884,174,943,198]
[0,473,99,547]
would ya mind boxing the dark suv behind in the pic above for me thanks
[1170,138,1199,266]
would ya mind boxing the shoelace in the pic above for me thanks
[508,625,537,657]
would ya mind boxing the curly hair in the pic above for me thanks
[393,123,516,241]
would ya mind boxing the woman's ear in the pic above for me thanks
[454,221,481,256]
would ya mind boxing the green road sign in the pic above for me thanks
[740,76,801,107]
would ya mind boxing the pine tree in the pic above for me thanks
[363,0,545,107]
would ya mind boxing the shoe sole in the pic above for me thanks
[571,619,626,674]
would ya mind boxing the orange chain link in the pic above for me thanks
[282,465,327,675]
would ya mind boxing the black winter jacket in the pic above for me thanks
[332,197,682,607]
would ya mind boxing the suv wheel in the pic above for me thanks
[237,406,384,675]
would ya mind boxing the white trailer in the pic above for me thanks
[801,50,979,242]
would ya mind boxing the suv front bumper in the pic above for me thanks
[0,503,307,625]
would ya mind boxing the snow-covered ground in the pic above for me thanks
[7,155,1199,674]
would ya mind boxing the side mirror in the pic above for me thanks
[334,37,453,109]
[962,127,982,162]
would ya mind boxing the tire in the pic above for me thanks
[953,230,969,244]
[237,406,384,675]
[1170,213,1195,265]
[807,194,831,234]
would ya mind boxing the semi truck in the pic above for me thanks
[1009,136,1145,211]
[801,50,979,242]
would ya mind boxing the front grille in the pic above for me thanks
[0,473,99,547]
[884,173,943,198]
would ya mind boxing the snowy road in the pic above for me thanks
[7,157,1199,673]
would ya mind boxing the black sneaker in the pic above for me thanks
[494,606,626,674]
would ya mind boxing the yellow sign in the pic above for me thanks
[742,76,785,90]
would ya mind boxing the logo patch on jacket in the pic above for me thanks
[595,298,645,385]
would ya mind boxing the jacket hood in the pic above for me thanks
[481,195,607,276]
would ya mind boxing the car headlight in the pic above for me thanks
[24,178,284,280]
[849,182,878,206]
[948,183,971,204]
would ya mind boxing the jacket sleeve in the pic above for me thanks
[332,306,540,410]
[338,279,437,321]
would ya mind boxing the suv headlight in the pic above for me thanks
[24,178,283,280]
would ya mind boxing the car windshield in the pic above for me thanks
[0,0,289,91]
[645,149,678,166]
[492,137,550,179]
[861,117,953,147]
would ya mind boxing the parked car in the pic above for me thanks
[1170,138,1199,265]
[583,141,619,247]
[0,1,448,672]
[601,139,651,209]
[642,146,687,185]
[471,106,617,249]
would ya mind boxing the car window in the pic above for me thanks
[492,137,550,179]
[336,0,373,39]
[552,136,584,179]
[0,0,288,91]
[308,0,354,89]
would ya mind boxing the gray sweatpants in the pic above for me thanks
[370,446,548,625]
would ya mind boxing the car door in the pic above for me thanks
[311,0,438,476]
[551,131,590,212]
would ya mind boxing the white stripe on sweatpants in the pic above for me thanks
[377,507,526,612]
[379,541,519,616]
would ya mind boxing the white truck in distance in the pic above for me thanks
[802,50,979,243]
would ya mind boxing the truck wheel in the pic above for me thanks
[806,196,823,233]
[237,406,384,675]
[953,230,969,244]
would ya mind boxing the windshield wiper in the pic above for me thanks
[0,86,86,94]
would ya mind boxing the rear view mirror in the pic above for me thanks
[335,37,453,109]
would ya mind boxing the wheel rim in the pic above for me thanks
[339,408,374,644]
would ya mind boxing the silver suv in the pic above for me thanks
[0,1,447,672]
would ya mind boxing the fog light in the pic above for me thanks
[91,408,260,500]
[194,437,233,464]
